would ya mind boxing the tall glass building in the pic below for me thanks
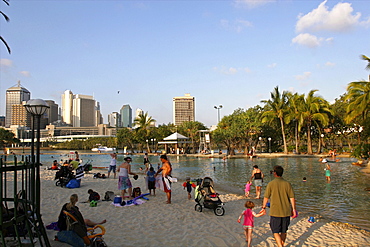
[120,104,132,128]
[5,81,31,127]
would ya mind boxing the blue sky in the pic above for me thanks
[1,0,369,127]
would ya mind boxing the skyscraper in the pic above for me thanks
[108,112,120,127]
[173,93,195,125]
[45,100,59,124]
[61,90,73,125]
[72,94,96,127]
[120,104,132,128]
[5,81,31,127]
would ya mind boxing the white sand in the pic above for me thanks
[34,168,370,247]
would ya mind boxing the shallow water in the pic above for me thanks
[8,151,370,231]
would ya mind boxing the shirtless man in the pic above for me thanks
[155,154,172,204]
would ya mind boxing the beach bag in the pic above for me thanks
[104,191,115,201]
[66,179,81,189]
[113,196,122,204]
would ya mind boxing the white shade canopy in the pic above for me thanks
[24,99,49,116]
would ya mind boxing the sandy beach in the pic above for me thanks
[28,168,370,247]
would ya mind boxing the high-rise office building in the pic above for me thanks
[5,81,31,127]
[72,94,96,127]
[11,102,32,127]
[61,90,102,127]
[61,90,73,125]
[108,112,121,127]
[45,100,59,124]
[173,93,195,125]
[120,104,132,128]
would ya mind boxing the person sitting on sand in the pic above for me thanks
[57,194,106,232]
[87,189,100,202]
[50,160,59,170]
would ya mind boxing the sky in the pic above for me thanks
[1,0,369,127]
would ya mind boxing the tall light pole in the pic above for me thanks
[268,137,272,154]
[259,137,262,153]
[214,105,223,123]
[24,98,50,246]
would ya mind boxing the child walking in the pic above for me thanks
[237,201,265,246]
[244,180,252,197]
[182,177,196,200]
[147,167,156,196]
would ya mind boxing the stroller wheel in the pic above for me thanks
[195,204,203,212]
[55,180,61,187]
[214,206,225,216]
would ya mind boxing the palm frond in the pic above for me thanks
[0,36,11,54]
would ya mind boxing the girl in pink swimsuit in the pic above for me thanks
[237,201,265,247]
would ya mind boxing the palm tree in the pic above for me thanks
[361,55,370,70]
[299,90,331,154]
[1,0,11,53]
[261,86,289,154]
[133,112,155,152]
[286,92,304,154]
[345,80,370,124]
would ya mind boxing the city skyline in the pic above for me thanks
[1,1,369,127]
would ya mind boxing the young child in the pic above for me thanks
[87,189,100,202]
[147,167,156,196]
[182,177,196,200]
[244,180,252,197]
[237,201,265,246]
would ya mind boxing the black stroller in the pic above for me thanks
[194,177,225,216]
[55,166,75,187]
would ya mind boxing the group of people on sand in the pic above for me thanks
[105,152,173,204]
[239,165,296,247]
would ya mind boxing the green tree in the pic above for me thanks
[345,80,370,124]
[299,90,331,154]
[361,55,370,70]
[116,128,135,153]
[286,92,304,154]
[178,121,207,154]
[261,86,289,154]
[133,112,155,152]
[1,0,11,53]
[0,128,18,152]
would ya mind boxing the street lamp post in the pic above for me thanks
[268,137,272,154]
[24,98,50,246]
[214,105,223,123]
[321,134,324,153]
[259,137,262,153]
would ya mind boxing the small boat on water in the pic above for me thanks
[91,146,116,152]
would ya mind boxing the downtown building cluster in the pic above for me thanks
[1,82,196,139]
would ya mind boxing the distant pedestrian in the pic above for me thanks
[237,200,265,247]
[183,177,196,200]
[250,165,264,199]
[244,180,252,197]
[325,163,331,182]
[108,152,117,179]
[147,167,156,196]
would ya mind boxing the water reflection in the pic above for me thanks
[7,152,369,231]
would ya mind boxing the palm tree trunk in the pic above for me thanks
[279,117,288,154]
[307,125,313,154]
[295,121,299,154]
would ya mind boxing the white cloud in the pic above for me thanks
[234,0,275,9]
[295,72,311,81]
[325,62,335,67]
[292,33,323,48]
[0,58,13,67]
[20,71,31,77]
[296,0,361,33]
[213,66,251,75]
[221,19,253,33]
[267,63,277,68]
[360,16,370,28]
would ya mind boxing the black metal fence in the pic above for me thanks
[0,155,50,246]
